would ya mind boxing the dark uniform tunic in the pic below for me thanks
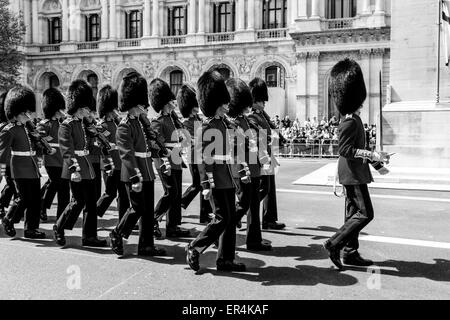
[328,113,375,255]
[180,114,212,223]
[37,118,70,219]
[115,115,156,249]
[191,115,237,264]
[247,106,279,225]
[0,122,42,230]
[96,117,129,220]
[229,114,264,246]
[151,113,183,229]
[55,116,99,240]
[0,121,17,211]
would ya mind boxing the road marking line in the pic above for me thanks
[97,269,146,299]
[276,188,450,203]
[359,235,450,249]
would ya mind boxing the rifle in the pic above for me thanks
[83,118,111,156]
[138,113,170,158]
[25,121,54,155]
[260,109,287,146]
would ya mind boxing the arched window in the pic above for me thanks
[48,17,62,44]
[262,0,287,29]
[87,73,99,100]
[49,74,60,88]
[265,65,285,88]
[86,14,101,41]
[170,70,183,95]
[326,0,357,19]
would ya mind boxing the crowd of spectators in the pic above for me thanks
[272,115,377,157]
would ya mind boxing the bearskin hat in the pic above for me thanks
[4,85,36,121]
[197,70,230,117]
[42,88,65,119]
[148,78,175,113]
[176,83,198,118]
[97,85,118,118]
[225,78,253,118]
[248,77,269,103]
[66,79,94,115]
[329,58,367,115]
[118,72,149,112]
[0,91,8,123]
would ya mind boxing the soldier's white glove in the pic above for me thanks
[132,182,143,193]
[202,189,212,200]
[71,172,82,183]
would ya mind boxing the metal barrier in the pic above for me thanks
[275,141,339,158]
[275,141,376,158]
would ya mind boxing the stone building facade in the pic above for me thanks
[11,0,390,124]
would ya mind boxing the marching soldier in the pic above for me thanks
[52,79,107,247]
[37,88,70,221]
[225,78,272,251]
[186,70,245,272]
[109,72,166,257]
[0,85,49,239]
[149,78,190,238]
[0,90,17,219]
[248,78,286,230]
[323,59,390,270]
[95,85,130,220]
[177,84,213,224]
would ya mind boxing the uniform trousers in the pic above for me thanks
[41,166,70,219]
[191,188,236,263]
[5,179,41,231]
[116,181,154,249]
[0,167,17,209]
[96,170,129,220]
[327,184,374,255]
[235,177,262,246]
[259,174,278,224]
[154,169,182,229]
[181,164,212,223]
[55,179,98,239]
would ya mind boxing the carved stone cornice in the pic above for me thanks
[359,49,372,57]
[290,27,390,47]
[308,51,320,59]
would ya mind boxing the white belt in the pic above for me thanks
[135,151,152,158]
[49,143,60,148]
[11,151,36,156]
[93,141,99,147]
[213,155,232,161]
[74,150,89,156]
[164,142,181,148]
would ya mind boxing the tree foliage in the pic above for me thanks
[0,0,26,91]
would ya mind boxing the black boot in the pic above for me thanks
[24,229,46,239]
[323,240,343,270]
[186,244,200,272]
[109,229,123,256]
[138,246,166,256]
[53,225,66,246]
[216,260,246,272]
[343,251,374,267]
[82,237,107,247]
[2,217,16,237]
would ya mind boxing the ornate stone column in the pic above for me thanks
[375,0,385,13]
[307,52,320,120]
[62,0,69,42]
[188,0,196,34]
[32,0,39,43]
[143,0,152,37]
[198,0,205,33]
[311,0,320,18]
[290,0,297,26]
[237,0,245,31]
[247,0,255,30]
[23,0,32,44]
[109,0,117,39]
[295,52,308,121]
[359,49,372,124]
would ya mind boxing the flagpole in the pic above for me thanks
[437,0,442,104]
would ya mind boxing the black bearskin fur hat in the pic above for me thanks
[0,91,8,123]
[225,78,253,118]
[176,83,198,118]
[97,85,118,118]
[248,77,269,103]
[329,58,367,115]
[197,70,230,117]
[4,85,36,121]
[66,79,94,115]
[149,78,175,113]
[118,72,149,112]
[42,88,65,119]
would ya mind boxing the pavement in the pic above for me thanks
[0,158,449,300]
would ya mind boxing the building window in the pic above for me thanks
[49,75,60,88]
[168,7,187,36]
[87,73,99,101]
[169,70,183,95]
[265,65,285,88]
[262,0,287,29]
[48,17,62,44]
[326,0,357,19]
[85,14,101,41]
[126,10,143,39]
[213,2,235,33]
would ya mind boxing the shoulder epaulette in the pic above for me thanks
[345,114,353,119]
[3,123,14,131]
[62,117,75,125]
[39,119,50,124]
